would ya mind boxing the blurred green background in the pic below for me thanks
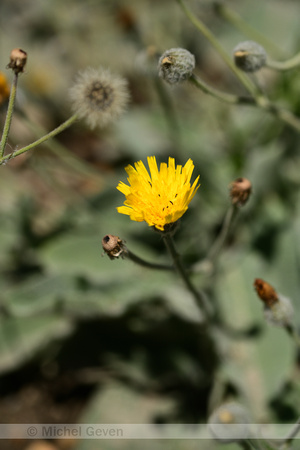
[1,1,300,449]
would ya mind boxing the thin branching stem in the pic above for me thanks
[125,248,174,271]
[0,113,78,165]
[279,417,300,450]
[19,113,102,180]
[266,52,300,71]
[194,204,238,274]
[213,2,285,58]
[153,77,182,153]
[0,73,19,157]
[163,233,209,320]
[176,0,300,133]
[190,74,255,105]
[207,204,239,264]
[285,324,300,351]
[175,0,263,102]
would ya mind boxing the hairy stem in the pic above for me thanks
[0,73,18,157]
[0,113,78,165]
[266,52,300,71]
[190,74,255,105]
[279,417,300,450]
[125,248,174,271]
[213,2,284,58]
[163,233,209,320]
[175,0,262,101]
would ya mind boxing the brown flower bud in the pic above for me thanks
[254,279,294,327]
[254,278,278,307]
[7,48,27,74]
[102,234,125,260]
[229,177,252,206]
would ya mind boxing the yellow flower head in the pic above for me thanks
[0,72,10,105]
[117,156,200,231]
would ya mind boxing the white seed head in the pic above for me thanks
[263,294,294,327]
[69,67,130,129]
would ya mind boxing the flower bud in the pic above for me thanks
[254,278,278,307]
[233,41,267,73]
[158,48,195,84]
[208,402,251,443]
[102,235,125,260]
[229,177,252,206]
[7,48,27,74]
[254,279,294,327]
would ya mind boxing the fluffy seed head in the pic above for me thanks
[69,67,130,129]
[158,48,195,84]
[233,41,267,72]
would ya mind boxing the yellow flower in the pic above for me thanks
[117,156,200,231]
[0,72,10,105]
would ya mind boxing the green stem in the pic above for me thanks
[213,2,285,58]
[239,441,256,450]
[266,52,300,71]
[190,73,300,132]
[0,113,79,165]
[190,74,255,105]
[125,248,174,271]
[194,204,238,273]
[247,439,277,450]
[0,73,18,157]
[175,0,262,102]
[285,324,300,350]
[279,417,300,450]
[175,0,300,132]
[20,113,102,180]
[207,204,238,263]
[163,233,209,320]
[154,77,182,152]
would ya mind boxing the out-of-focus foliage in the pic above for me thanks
[1,1,300,449]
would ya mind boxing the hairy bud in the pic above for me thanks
[158,48,195,84]
[233,41,267,72]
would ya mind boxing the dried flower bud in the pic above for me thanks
[7,48,27,74]
[254,279,294,327]
[158,48,195,84]
[233,41,267,73]
[229,177,252,206]
[208,402,251,443]
[102,235,125,260]
[254,278,278,307]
